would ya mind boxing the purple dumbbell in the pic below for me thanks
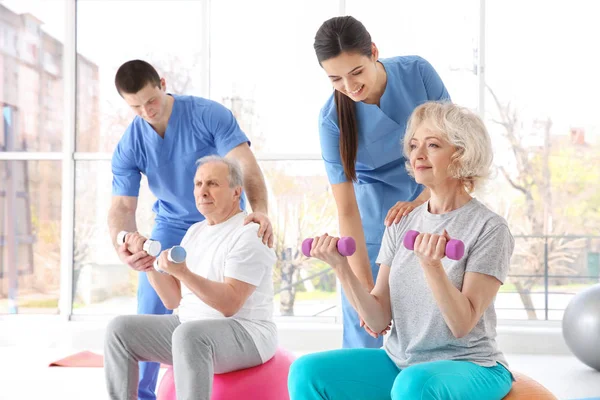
[302,237,356,257]
[403,230,465,260]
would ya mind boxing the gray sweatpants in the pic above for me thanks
[104,314,262,400]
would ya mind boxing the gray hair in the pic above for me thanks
[195,155,243,188]
[403,102,493,193]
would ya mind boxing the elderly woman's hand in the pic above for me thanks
[414,230,452,269]
[306,234,349,269]
[360,316,392,338]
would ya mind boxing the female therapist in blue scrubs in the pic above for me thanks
[314,16,451,348]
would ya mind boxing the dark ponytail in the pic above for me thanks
[314,16,372,182]
[334,90,358,181]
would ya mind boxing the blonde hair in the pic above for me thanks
[403,102,493,192]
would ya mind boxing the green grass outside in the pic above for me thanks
[499,282,594,293]
[15,298,84,309]
[8,282,596,309]
[274,290,337,302]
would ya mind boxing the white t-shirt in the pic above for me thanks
[177,211,278,362]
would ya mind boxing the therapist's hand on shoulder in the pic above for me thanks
[244,211,274,248]
[384,200,422,226]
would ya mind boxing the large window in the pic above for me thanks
[481,0,600,320]
[210,1,341,317]
[0,0,65,315]
[0,160,61,314]
[210,0,340,156]
[72,161,155,315]
[346,0,480,110]
[1,0,597,319]
[260,160,338,317]
[75,0,207,152]
[71,0,207,313]
[0,0,66,152]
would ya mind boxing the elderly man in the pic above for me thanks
[109,60,273,400]
[104,156,277,400]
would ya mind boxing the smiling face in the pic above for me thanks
[404,102,494,194]
[408,122,457,188]
[320,48,380,103]
[193,161,242,224]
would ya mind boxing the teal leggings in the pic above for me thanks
[288,349,513,400]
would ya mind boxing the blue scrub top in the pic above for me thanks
[111,94,249,232]
[319,56,451,244]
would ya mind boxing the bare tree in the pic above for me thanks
[222,95,337,316]
[450,58,596,317]
[487,87,586,319]
[221,95,267,152]
[152,54,199,95]
[267,171,337,316]
[71,222,100,303]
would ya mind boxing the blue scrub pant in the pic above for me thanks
[288,349,513,400]
[137,224,187,400]
[341,242,384,348]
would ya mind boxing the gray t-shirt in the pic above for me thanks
[376,198,513,369]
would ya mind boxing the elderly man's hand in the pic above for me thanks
[244,211,274,248]
[156,250,189,278]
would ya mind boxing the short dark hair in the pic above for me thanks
[114,60,161,96]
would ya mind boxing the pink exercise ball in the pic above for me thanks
[157,347,295,400]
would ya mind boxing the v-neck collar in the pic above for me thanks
[144,94,177,143]
[359,60,390,107]
[356,61,397,119]
[378,60,391,109]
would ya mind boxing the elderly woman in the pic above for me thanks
[289,102,515,400]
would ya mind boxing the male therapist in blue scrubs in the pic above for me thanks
[107,59,273,400]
